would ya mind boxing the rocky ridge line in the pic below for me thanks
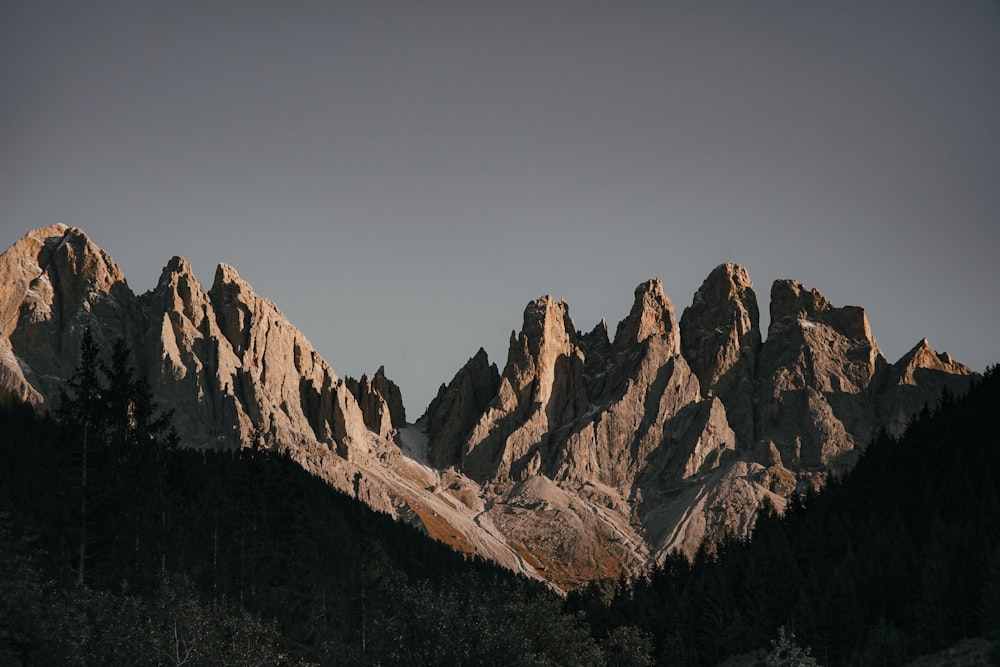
[0,226,977,589]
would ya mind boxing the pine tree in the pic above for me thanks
[56,331,177,589]
[57,327,104,587]
[766,626,821,667]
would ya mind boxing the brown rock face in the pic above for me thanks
[579,320,612,401]
[1,224,137,403]
[423,348,500,469]
[878,338,974,437]
[756,279,887,475]
[372,366,406,427]
[139,256,246,449]
[680,263,761,446]
[610,278,679,360]
[346,374,394,440]
[460,296,588,483]
[345,367,405,441]
[0,225,399,485]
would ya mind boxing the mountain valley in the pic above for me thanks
[0,224,976,590]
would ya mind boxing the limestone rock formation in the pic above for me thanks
[460,296,588,483]
[0,227,980,591]
[0,226,556,583]
[755,279,887,477]
[372,366,406,427]
[426,267,977,571]
[0,224,137,403]
[680,262,760,446]
[346,367,407,442]
[139,255,246,449]
[878,338,974,437]
[423,348,500,469]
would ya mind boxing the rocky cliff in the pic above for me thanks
[0,226,977,590]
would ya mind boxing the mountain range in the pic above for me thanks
[0,224,975,589]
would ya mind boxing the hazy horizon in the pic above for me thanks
[2,2,998,414]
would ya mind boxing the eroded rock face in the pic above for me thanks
[878,338,974,437]
[426,267,977,576]
[1,224,138,403]
[0,225,400,480]
[610,278,679,361]
[423,348,500,469]
[372,366,406,427]
[460,296,588,483]
[680,262,760,447]
[0,227,980,591]
[755,279,887,475]
[139,256,246,449]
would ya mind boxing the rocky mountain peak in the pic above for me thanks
[898,338,970,376]
[612,278,679,358]
[373,366,406,427]
[208,263,258,357]
[212,262,243,285]
[757,280,887,473]
[769,279,833,328]
[345,367,406,440]
[424,347,501,468]
[517,295,577,367]
[153,257,204,322]
[460,295,587,482]
[158,255,196,284]
[680,263,760,384]
[0,225,982,591]
[876,338,975,437]
[0,225,135,403]
[680,263,761,445]
[579,319,612,401]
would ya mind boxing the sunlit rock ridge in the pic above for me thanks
[0,225,976,590]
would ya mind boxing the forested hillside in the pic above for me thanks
[572,366,1000,666]
[3,329,998,666]
[0,333,624,666]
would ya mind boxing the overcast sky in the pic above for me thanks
[2,1,998,416]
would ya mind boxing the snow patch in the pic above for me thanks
[398,422,430,466]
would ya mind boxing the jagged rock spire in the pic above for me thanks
[680,263,760,446]
[611,278,679,358]
[877,338,974,436]
[423,347,500,468]
[461,295,587,482]
[0,225,981,590]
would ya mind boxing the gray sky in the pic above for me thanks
[2,1,998,416]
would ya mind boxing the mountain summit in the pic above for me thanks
[0,226,976,589]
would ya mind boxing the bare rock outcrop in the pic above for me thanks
[555,279,700,489]
[680,263,761,446]
[578,320,612,401]
[878,338,975,437]
[461,296,588,483]
[1,224,138,403]
[372,366,406,427]
[423,348,500,469]
[755,279,887,476]
[609,278,679,362]
[139,256,246,449]
[346,374,394,439]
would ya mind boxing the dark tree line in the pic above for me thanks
[6,330,996,665]
[571,367,1000,666]
[0,333,635,665]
